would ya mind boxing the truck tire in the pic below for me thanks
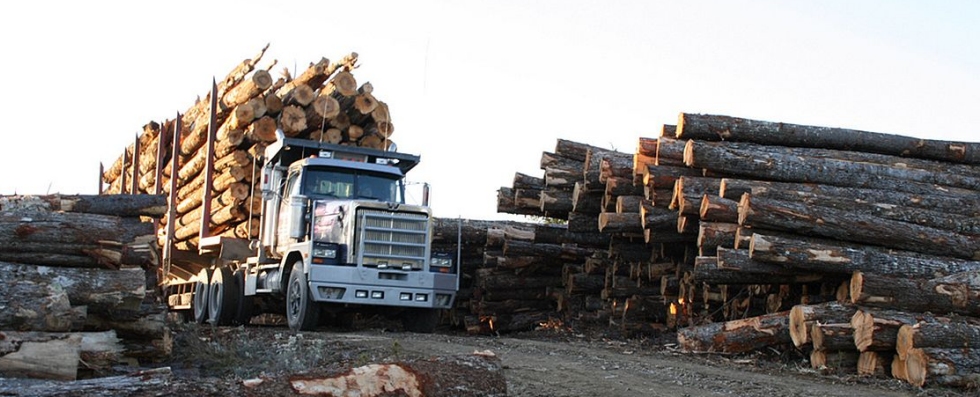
[232,268,253,326]
[286,261,319,331]
[402,308,441,333]
[192,268,212,324]
[208,267,239,326]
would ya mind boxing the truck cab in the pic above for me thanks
[180,137,458,332]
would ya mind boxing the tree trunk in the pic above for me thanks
[655,136,687,166]
[788,302,856,347]
[686,139,980,195]
[720,178,980,217]
[672,177,722,215]
[697,222,738,256]
[1,262,145,317]
[0,331,81,380]
[539,189,572,218]
[699,195,739,223]
[0,211,155,247]
[572,182,603,214]
[676,112,980,165]
[851,270,980,316]
[906,347,980,388]
[0,280,74,332]
[749,232,980,278]
[676,310,791,354]
[897,320,980,361]
[811,323,856,352]
[850,308,940,352]
[598,212,643,234]
[0,195,166,217]
[739,194,980,260]
[0,367,174,396]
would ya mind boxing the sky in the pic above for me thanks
[1,1,978,221]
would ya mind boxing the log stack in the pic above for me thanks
[674,112,980,387]
[495,112,980,390]
[0,194,170,381]
[99,45,396,251]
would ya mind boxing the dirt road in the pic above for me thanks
[161,323,971,397]
[383,331,953,397]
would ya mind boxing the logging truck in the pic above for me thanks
[161,136,458,332]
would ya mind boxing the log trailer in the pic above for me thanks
[135,98,459,332]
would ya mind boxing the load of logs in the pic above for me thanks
[494,112,980,389]
[99,45,395,250]
[0,194,170,381]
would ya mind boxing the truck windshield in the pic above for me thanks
[302,168,399,202]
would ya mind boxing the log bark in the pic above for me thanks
[0,280,73,332]
[850,308,939,352]
[0,211,155,247]
[897,319,980,361]
[697,222,738,256]
[642,164,703,192]
[0,195,166,217]
[851,270,980,316]
[739,194,980,260]
[739,188,980,235]
[0,367,173,396]
[720,178,980,217]
[539,189,572,217]
[676,310,792,354]
[699,195,739,223]
[598,212,642,234]
[788,302,856,347]
[671,177,722,215]
[655,136,687,166]
[1,262,145,317]
[749,232,980,278]
[686,139,980,195]
[502,239,594,261]
[906,347,980,388]
[811,323,856,352]
[676,112,980,165]
[572,182,603,213]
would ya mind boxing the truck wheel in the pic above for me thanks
[286,261,319,331]
[208,267,239,326]
[232,268,253,326]
[192,268,212,324]
[402,308,441,333]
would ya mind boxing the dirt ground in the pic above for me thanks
[156,316,977,397]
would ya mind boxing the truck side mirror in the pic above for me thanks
[422,183,430,206]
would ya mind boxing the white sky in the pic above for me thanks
[1,1,978,221]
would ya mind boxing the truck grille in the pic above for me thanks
[355,209,429,270]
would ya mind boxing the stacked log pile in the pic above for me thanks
[673,113,980,388]
[0,194,170,381]
[99,45,395,250]
[495,112,980,389]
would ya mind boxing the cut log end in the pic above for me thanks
[849,271,865,305]
[789,305,808,347]
[905,348,928,387]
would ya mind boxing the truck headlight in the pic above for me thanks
[312,243,338,259]
[430,257,452,267]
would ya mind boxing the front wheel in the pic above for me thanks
[402,308,441,333]
[286,261,319,331]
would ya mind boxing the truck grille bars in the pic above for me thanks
[355,209,428,270]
